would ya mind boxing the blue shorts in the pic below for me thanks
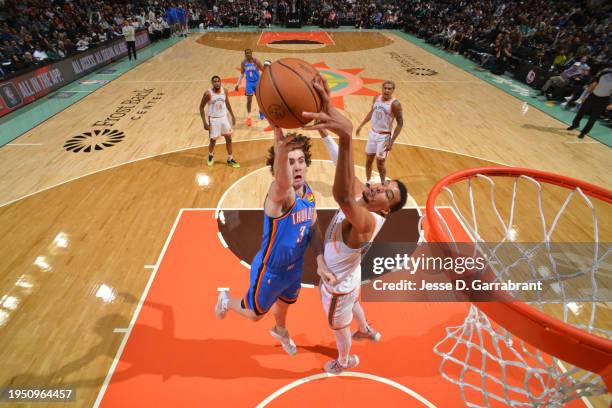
[242,260,302,316]
[245,81,258,96]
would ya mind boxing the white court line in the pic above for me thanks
[217,287,229,292]
[93,209,184,408]
[239,260,250,269]
[300,283,315,288]
[217,231,228,248]
[256,371,437,408]
[112,328,128,333]
[144,265,156,269]
[5,143,43,146]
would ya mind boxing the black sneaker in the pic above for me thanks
[227,158,240,168]
[578,133,585,139]
[566,126,578,131]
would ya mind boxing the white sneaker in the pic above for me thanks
[270,326,297,355]
[560,101,568,108]
[215,289,229,319]
[353,326,382,342]
[324,355,359,374]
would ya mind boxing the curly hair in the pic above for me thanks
[266,133,312,174]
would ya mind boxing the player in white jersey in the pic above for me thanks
[356,81,403,185]
[199,75,240,168]
[303,75,409,374]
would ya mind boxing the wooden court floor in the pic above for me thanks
[0,31,610,407]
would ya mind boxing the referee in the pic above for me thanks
[567,67,612,138]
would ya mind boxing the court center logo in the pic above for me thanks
[64,129,125,153]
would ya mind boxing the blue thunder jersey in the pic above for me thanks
[244,60,260,83]
[257,183,316,270]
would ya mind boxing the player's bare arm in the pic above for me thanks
[235,62,245,91]
[387,100,403,152]
[304,76,376,237]
[355,96,376,137]
[199,90,210,130]
[265,126,297,217]
[224,88,236,125]
[318,129,366,200]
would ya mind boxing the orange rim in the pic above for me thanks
[425,166,612,387]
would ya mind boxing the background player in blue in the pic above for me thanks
[235,49,264,127]
[215,126,334,355]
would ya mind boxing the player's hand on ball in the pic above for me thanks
[302,74,353,139]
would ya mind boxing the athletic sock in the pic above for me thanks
[334,327,352,366]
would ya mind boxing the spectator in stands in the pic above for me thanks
[32,43,49,61]
[122,19,136,60]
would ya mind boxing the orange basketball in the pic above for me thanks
[256,58,322,129]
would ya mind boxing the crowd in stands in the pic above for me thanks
[402,0,611,114]
[2,0,610,125]
[0,0,206,79]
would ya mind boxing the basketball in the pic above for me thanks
[256,58,322,129]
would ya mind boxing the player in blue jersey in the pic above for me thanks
[215,126,334,355]
[235,49,265,127]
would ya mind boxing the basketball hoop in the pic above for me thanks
[421,166,612,407]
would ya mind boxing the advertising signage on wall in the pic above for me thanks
[0,30,150,118]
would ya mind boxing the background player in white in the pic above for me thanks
[304,75,408,374]
[356,81,403,185]
[200,75,240,168]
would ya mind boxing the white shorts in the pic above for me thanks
[209,116,232,139]
[365,130,390,160]
[321,284,359,330]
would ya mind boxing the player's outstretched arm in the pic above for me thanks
[304,76,374,234]
[319,130,366,198]
[199,90,210,130]
[267,125,297,207]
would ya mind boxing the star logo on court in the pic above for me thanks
[220,62,385,109]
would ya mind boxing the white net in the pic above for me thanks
[422,172,612,407]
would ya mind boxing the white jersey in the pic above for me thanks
[323,209,385,294]
[371,95,396,134]
[208,87,227,118]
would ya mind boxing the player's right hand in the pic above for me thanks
[356,126,362,137]
[302,75,353,140]
[203,121,209,131]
